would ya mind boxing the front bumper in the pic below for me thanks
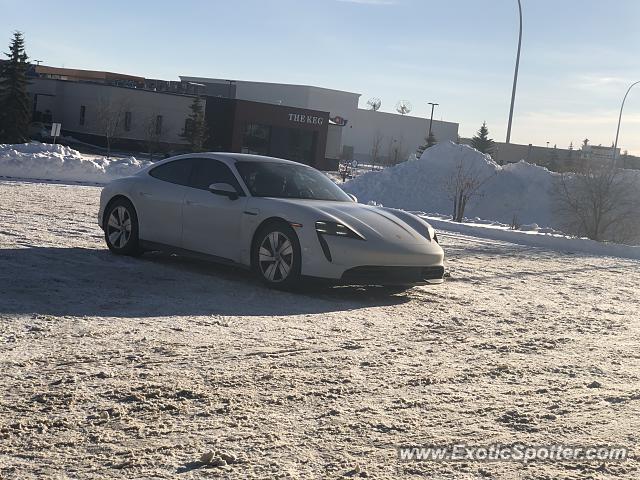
[298,227,445,284]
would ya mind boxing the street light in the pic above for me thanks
[506,0,523,144]
[427,102,439,137]
[612,80,640,163]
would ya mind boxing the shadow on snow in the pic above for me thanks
[0,247,411,318]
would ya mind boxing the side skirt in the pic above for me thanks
[139,240,251,270]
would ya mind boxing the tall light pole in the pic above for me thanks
[428,102,439,137]
[612,80,640,163]
[506,0,523,144]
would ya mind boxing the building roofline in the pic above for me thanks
[35,64,145,82]
[179,75,362,98]
[358,108,459,127]
[30,76,199,98]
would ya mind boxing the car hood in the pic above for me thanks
[262,198,432,244]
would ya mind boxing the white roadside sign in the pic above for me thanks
[51,123,62,144]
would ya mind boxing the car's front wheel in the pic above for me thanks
[252,222,301,289]
[104,198,140,256]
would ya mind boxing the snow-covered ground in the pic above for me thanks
[1,179,639,479]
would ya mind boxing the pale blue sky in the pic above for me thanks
[2,0,639,153]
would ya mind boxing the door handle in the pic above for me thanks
[185,200,203,207]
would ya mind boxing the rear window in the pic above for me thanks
[149,159,193,186]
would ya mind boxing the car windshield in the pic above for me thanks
[235,161,351,202]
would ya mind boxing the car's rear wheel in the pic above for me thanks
[252,222,301,289]
[104,198,140,256]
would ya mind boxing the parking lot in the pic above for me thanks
[0,179,639,479]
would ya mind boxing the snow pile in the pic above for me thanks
[344,141,559,228]
[345,142,640,246]
[0,143,151,184]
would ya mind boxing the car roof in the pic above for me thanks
[141,152,313,176]
[154,152,309,169]
[208,153,301,165]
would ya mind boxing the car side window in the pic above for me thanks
[189,158,243,194]
[149,159,194,186]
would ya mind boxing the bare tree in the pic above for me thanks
[445,157,495,222]
[386,137,396,166]
[370,131,384,170]
[143,114,167,161]
[554,162,640,243]
[96,96,129,158]
[386,136,407,166]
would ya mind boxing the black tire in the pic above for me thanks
[104,198,141,256]
[252,221,302,290]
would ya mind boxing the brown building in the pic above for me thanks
[34,65,145,86]
[205,97,330,169]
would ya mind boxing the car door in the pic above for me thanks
[136,158,194,247]
[181,158,247,262]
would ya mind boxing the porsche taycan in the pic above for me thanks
[98,153,445,289]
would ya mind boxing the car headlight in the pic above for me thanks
[315,221,365,240]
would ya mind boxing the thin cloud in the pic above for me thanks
[576,75,629,90]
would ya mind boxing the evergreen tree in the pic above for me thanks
[181,96,208,152]
[427,131,437,148]
[564,142,574,172]
[0,32,31,143]
[470,121,495,156]
[416,131,437,159]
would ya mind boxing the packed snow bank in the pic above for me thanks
[344,142,560,228]
[345,142,640,245]
[0,143,151,184]
[418,213,640,261]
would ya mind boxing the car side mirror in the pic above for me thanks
[208,183,239,200]
[347,193,358,203]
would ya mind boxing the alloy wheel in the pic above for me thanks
[107,206,132,249]
[258,231,294,283]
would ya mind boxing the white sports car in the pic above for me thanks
[98,153,445,289]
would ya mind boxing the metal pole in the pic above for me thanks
[428,102,438,137]
[612,80,640,164]
[506,0,523,144]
